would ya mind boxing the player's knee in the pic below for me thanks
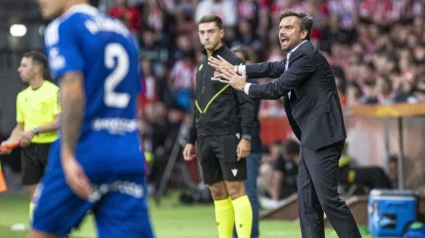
[226,182,246,199]
[210,190,229,200]
[209,181,229,200]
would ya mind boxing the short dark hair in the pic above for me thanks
[198,14,223,29]
[279,10,313,40]
[231,46,250,62]
[23,51,47,70]
[282,139,300,156]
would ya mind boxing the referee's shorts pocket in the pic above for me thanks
[222,135,238,163]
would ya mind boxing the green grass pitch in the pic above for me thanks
[0,193,371,238]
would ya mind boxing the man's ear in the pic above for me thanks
[220,28,224,39]
[33,65,42,74]
[301,30,308,40]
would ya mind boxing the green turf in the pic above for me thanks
[0,193,371,238]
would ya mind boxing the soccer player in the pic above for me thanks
[0,51,60,221]
[183,15,254,238]
[30,0,155,237]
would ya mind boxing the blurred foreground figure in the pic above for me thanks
[30,0,155,237]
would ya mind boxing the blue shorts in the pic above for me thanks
[32,170,155,238]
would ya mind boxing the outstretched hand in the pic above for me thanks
[218,67,247,91]
[208,55,235,71]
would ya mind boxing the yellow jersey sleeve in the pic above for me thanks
[52,88,61,116]
[16,93,24,123]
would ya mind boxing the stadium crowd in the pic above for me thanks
[98,0,425,115]
[89,0,425,196]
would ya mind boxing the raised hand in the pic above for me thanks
[219,67,247,91]
[208,55,235,72]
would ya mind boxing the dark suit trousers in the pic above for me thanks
[298,140,362,238]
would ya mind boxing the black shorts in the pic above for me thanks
[197,134,247,184]
[21,142,52,185]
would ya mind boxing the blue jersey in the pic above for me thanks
[44,5,144,174]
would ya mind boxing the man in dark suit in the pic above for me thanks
[209,10,361,238]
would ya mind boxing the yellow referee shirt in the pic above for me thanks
[16,80,61,143]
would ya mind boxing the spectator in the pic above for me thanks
[257,140,299,210]
[139,59,159,108]
[172,34,195,65]
[237,0,259,29]
[143,0,175,46]
[169,51,196,112]
[327,0,358,44]
[233,19,262,52]
[109,0,141,33]
[339,143,392,191]
[269,139,300,201]
[257,141,283,199]
[195,0,237,27]
[139,28,169,64]
[388,155,399,188]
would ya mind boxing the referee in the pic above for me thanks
[183,15,255,238]
[0,51,60,218]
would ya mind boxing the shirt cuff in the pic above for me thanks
[244,83,251,95]
[238,64,246,75]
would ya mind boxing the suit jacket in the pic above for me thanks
[246,41,346,150]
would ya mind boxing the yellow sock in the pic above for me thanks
[232,195,252,238]
[29,202,35,223]
[214,197,234,238]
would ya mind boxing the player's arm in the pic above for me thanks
[2,123,24,144]
[59,72,84,157]
[59,72,92,199]
[183,105,197,161]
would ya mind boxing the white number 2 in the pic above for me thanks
[104,43,130,108]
